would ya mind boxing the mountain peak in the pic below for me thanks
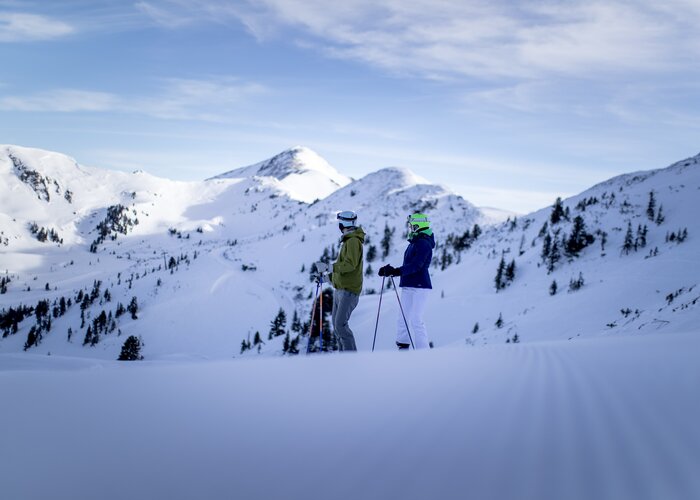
[209,146,351,203]
[211,146,345,182]
[360,166,431,191]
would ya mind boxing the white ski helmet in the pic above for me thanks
[337,210,358,230]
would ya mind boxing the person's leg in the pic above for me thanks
[408,288,431,349]
[395,287,414,347]
[333,289,359,351]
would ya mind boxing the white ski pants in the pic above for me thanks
[396,287,431,349]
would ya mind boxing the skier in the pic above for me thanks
[378,213,435,349]
[315,210,365,351]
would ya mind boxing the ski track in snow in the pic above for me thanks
[1,332,698,500]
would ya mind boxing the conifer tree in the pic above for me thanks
[289,335,300,355]
[495,313,504,329]
[549,280,558,296]
[115,302,125,318]
[636,225,648,248]
[381,223,394,258]
[127,296,138,320]
[472,224,482,239]
[268,308,287,339]
[494,256,506,291]
[655,205,665,225]
[568,272,585,291]
[550,197,565,224]
[118,336,143,360]
[541,233,552,263]
[646,191,656,221]
[505,260,516,283]
[366,244,377,262]
[24,326,38,350]
[240,339,251,354]
[291,310,302,334]
[547,238,561,273]
[565,215,594,256]
[83,326,93,346]
[622,222,635,255]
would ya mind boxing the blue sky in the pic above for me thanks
[1,0,699,213]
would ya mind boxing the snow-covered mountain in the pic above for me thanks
[209,146,351,203]
[0,144,495,359]
[2,145,698,500]
[0,144,698,361]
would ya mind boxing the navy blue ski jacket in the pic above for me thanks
[399,232,435,289]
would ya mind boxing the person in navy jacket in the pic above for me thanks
[378,213,435,349]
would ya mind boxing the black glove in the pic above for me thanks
[378,265,401,277]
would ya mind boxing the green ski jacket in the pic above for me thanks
[331,227,365,295]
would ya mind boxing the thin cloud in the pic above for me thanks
[0,12,74,42]
[0,89,117,111]
[134,1,192,28]
[83,1,700,82]
[0,77,268,121]
[223,0,700,80]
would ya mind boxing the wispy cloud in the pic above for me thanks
[0,77,268,121]
[0,89,117,111]
[134,1,192,28]
[219,0,700,81]
[0,12,74,42]
[131,0,700,124]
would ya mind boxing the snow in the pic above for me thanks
[210,146,352,202]
[1,331,698,500]
[1,145,699,499]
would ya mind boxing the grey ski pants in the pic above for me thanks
[332,288,359,351]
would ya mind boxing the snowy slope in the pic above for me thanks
[1,331,698,500]
[422,152,700,346]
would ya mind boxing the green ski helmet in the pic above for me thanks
[407,213,430,234]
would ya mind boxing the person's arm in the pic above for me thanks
[333,239,362,274]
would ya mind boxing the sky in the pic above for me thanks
[1,0,699,213]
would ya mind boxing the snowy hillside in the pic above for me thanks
[428,152,700,347]
[0,144,494,360]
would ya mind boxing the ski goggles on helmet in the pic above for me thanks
[407,213,430,233]
[337,210,358,230]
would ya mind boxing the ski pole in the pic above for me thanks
[371,277,386,352]
[305,278,321,354]
[318,274,324,352]
[390,276,414,349]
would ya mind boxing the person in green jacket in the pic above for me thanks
[315,210,365,351]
